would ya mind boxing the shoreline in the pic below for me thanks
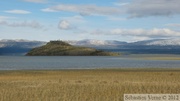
[1,68,180,72]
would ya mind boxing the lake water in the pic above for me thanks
[0,56,180,70]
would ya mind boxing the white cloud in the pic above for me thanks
[22,0,47,3]
[4,10,31,14]
[41,8,57,12]
[58,20,73,30]
[113,2,129,6]
[111,28,180,37]
[58,16,86,31]
[131,36,150,42]
[166,23,180,27]
[60,15,86,24]
[0,16,11,21]
[41,4,123,16]
[0,20,43,29]
[126,0,180,18]
[91,29,110,35]
[41,0,180,18]
[91,28,180,38]
[107,17,126,21]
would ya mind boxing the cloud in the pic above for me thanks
[41,8,57,12]
[91,28,180,38]
[58,16,86,31]
[131,36,150,42]
[41,4,123,16]
[59,15,86,24]
[4,10,31,14]
[126,0,180,18]
[166,23,180,27]
[107,17,126,21]
[58,20,73,30]
[91,29,110,35]
[111,28,180,37]
[41,0,180,18]
[0,20,43,29]
[22,0,47,3]
[113,2,129,6]
[0,16,11,21]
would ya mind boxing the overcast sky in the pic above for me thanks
[0,0,180,42]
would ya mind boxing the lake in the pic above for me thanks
[0,56,180,70]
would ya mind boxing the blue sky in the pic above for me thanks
[0,0,180,42]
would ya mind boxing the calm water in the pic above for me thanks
[0,56,180,70]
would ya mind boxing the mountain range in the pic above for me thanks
[66,39,180,47]
[0,39,46,55]
[1,38,180,55]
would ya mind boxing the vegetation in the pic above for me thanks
[0,69,180,101]
[26,41,119,56]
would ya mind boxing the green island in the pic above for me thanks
[26,41,119,56]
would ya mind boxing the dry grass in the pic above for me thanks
[0,69,180,101]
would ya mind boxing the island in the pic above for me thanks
[26,41,119,56]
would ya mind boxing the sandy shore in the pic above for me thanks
[0,69,180,101]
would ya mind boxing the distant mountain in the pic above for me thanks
[0,39,46,48]
[0,39,46,55]
[1,38,180,55]
[66,39,127,46]
[66,39,180,47]
[26,41,119,56]
[132,39,180,46]
[65,39,127,49]
[125,39,180,49]
[66,39,180,54]
[115,39,180,54]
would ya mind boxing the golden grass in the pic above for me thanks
[0,69,180,101]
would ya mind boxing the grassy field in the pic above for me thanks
[0,69,180,101]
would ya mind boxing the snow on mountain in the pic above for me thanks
[0,44,5,47]
[132,39,180,46]
[65,39,127,46]
[0,39,46,48]
[145,39,180,46]
[1,38,180,49]
[1,38,180,55]
[1,39,30,42]
[66,39,180,46]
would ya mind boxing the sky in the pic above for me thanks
[0,0,180,42]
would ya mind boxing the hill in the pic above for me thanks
[26,41,119,56]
